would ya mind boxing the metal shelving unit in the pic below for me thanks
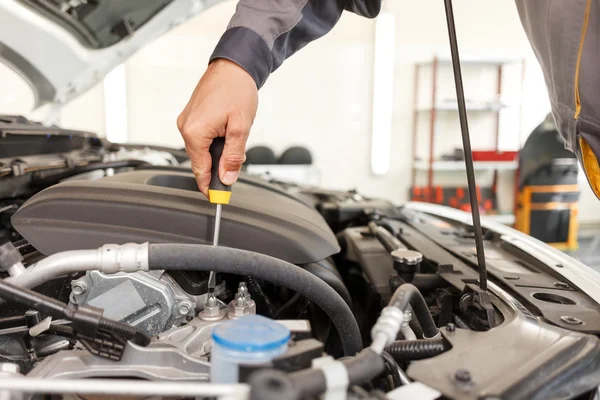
[410,55,525,223]
[413,160,518,172]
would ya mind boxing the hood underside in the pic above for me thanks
[0,0,222,108]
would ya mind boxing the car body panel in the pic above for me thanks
[0,0,222,107]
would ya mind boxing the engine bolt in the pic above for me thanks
[235,292,246,306]
[446,323,456,332]
[178,301,192,315]
[71,281,87,295]
[206,293,218,308]
[238,282,249,297]
[560,315,583,325]
[455,369,472,383]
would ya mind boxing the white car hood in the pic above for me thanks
[0,0,221,108]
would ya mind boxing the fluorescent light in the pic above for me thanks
[103,64,128,143]
[371,11,396,175]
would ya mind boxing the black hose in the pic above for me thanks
[288,349,386,399]
[0,280,66,318]
[374,218,403,238]
[409,317,425,339]
[385,338,450,362]
[381,351,402,389]
[390,274,448,292]
[273,293,302,319]
[389,284,438,339]
[246,276,276,317]
[148,244,362,356]
[301,262,352,307]
[368,222,403,253]
[345,348,386,384]
[31,160,149,188]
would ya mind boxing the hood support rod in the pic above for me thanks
[443,0,488,291]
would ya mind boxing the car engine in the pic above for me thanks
[2,116,600,400]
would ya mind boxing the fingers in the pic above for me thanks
[178,116,219,197]
[176,59,258,197]
[220,111,250,186]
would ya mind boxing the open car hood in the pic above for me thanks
[0,0,222,108]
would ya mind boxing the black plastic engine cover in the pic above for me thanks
[11,170,340,264]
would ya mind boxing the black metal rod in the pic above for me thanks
[443,0,488,291]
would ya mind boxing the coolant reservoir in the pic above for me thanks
[210,314,291,383]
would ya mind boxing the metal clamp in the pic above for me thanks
[311,356,349,400]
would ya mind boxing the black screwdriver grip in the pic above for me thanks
[208,137,232,204]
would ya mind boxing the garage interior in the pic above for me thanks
[2,1,600,399]
[3,0,599,265]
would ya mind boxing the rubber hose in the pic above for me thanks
[381,351,402,389]
[384,338,449,362]
[373,218,403,238]
[273,293,301,319]
[344,348,386,384]
[368,222,403,253]
[389,284,438,339]
[246,276,275,317]
[410,317,425,339]
[0,279,66,319]
[147,244,362,356]
[390,274,448,292]
[301,262,352,307]
[288,349,385,399]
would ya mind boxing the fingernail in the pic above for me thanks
[223,170,239,185]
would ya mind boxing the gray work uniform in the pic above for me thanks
[211,0,600,199]
[516,0,600,199]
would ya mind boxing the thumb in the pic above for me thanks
[219,114,250,186]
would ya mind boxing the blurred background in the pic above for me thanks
[2,0,598,260]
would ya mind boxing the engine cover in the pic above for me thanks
[12,170,339,264]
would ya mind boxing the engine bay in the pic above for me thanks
[2,119,600,399]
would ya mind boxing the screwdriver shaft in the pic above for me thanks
[208,203,222,291]
[212,203,222,247]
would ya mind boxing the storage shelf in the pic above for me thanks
[413,160,518,171]
[416,102,507,112]
[416,54,524,66]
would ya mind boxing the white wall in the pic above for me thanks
[2,0,598,224]
[120,0,547,201]
[124,0,375,197]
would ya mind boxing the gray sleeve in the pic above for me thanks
[516,0,600,199]
[210,0,381,88]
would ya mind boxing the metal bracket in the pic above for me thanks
[459,284,495,329]
[10,161,25,177]
[311,356,349,400]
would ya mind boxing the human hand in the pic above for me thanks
[177,59,258,197]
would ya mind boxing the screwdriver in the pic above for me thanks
[207,137,232,292]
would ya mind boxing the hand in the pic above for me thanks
[177,59,258,197]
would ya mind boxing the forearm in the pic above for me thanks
[211,0,382,88]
